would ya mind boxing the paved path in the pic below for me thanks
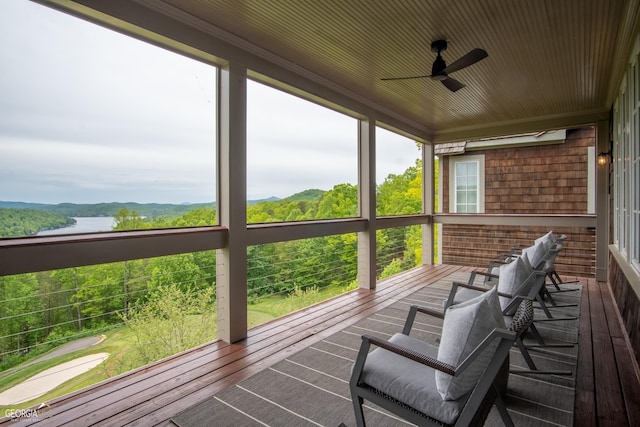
[31,336,105,364]
[0,335,105,378]
[0,353,109,405]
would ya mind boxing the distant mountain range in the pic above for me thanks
[0,199,264,218]
[0,190,324,218]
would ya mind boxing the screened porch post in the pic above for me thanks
[422,143,435,265]
[595,119,610,282]
[216,62,248,343]
[357,118,377,289]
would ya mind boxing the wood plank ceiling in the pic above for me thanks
[49,0,640,142]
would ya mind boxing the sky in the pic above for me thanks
[0,0,421,205]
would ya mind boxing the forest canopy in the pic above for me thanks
[0,159,431,375]
[0,208,75,237]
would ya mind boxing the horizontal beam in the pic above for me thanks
[247,218,367,246]
[1,213,596,277]
[376,215,431,229]
[0,227,228,276]
[433,214,597,228]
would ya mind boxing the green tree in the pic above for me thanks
[147,253,205,295]
[0,273,43,358]
[377,159,422,216]
[113,208,147,230]
[167,207,216,227]
[51,268,86,331]
[0,208,74,237]
[123,284,216,365]
[247,244,279,299]
[316,183,358,219]
[70,262,147,327]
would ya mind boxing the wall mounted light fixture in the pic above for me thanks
[597,151,611,165]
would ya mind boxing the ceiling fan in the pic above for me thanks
[381,40,488,92]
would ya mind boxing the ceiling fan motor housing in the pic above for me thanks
[430,40,448,79]
[380,39,486,92]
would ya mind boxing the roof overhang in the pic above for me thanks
[34,0,640,143]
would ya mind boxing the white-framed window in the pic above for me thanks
[449,154,485,213]
[613,40,640,274]
[613,96,621,249]
[631,51,640,271]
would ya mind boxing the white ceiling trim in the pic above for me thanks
[432,107,609,144]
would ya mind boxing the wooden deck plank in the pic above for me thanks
[20,270,405,424]
[612,336,640,426]
[137,264,467,426]
[106,265,466,426]
[20,264,461,426]
[601,280,640,426]
[574,278,595,426]
[2,265,639,427]
[590,281,628,426]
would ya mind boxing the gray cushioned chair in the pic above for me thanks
[350,288,516,427]
[498,232,580,294]
[444,265,575,375]
[460,243,577,321]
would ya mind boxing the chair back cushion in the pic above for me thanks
[535,231,555,250]
[521,241,547,269]
[436,287,505,400]
[497,256,533,314]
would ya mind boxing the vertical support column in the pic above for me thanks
[216,63,248,343]
[422,144,435,265]
[357,118,376,289]
[595,119,610,282]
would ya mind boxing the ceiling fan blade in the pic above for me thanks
[381,74,432,81]
[441,77,465,92]
[442,48,488,75]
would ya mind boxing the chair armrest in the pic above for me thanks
[473,270,500,280]
[443,281,492,311]
[452,281,494,292]
[351,329,517,388]
[468,268,500,286]
[364,335,456,376]
[453,281,512,299]
[413,305,445,319]
[446,282,516,315]
[403,305,444,334]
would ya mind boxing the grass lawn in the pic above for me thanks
[0,282,356,413]
[0,325,137,413]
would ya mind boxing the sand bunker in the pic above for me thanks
[0,353,109,405]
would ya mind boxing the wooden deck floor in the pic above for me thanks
[1,264,639,426]
[575,278,640,426]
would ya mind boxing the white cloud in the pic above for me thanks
[0,0,421,205]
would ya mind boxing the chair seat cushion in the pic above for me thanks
[436,287,505,400]
[360,333,466,425]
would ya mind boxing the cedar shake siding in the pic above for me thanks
[440,127,596,277]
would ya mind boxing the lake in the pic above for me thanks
[37,217,116,236]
